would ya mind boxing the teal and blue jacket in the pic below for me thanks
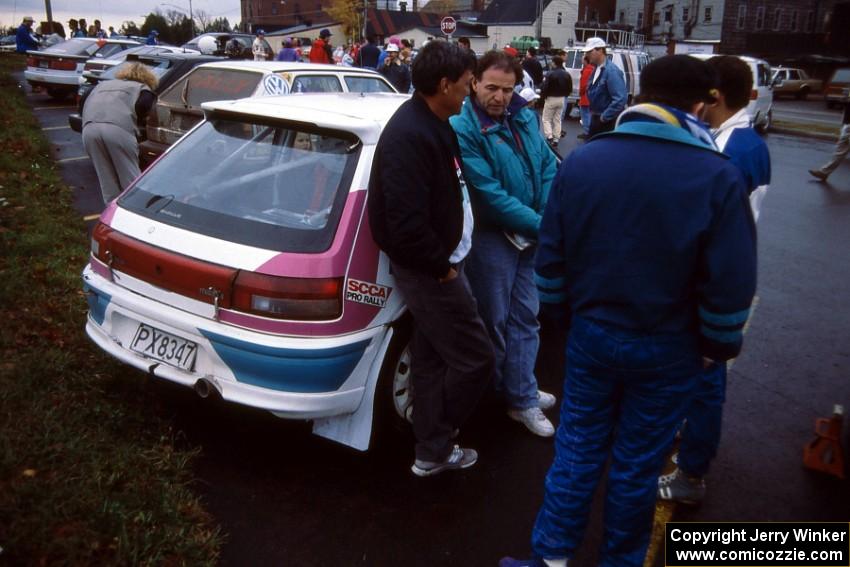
[450,94,557,237]
[535,104,757,361]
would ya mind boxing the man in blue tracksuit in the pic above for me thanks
[584,37,627,137]
[450,50,559,437]
[658,54,771,505]
[500,55,757,567]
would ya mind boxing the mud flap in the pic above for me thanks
[311,326,394,451]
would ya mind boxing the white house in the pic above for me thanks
[477,0,580,50]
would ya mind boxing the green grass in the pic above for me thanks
[0,53,222,566]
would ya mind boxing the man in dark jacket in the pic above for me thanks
[379,43,411,93]
[540,56,573,146]
[356,35,380,69]
[368,40,493,477]
[522,46,544,87]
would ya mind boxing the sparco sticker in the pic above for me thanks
[345,279,391,308]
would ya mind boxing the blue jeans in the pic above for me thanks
[531,317,702,567]
[580,106,591,135]
[678,362,727,477]
[465,230,540,410]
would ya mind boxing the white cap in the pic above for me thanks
[23,15,35,22]
[583,37,607,52]
[519,87,540,103]
[386,43,399,52]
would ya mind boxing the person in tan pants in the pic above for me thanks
[540,56,572,148]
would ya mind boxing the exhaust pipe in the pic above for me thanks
[194,378,214,399]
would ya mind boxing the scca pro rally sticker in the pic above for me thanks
[345,279,391,308]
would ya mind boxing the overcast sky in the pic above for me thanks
[2,0,243,32]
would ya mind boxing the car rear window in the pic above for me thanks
[343,75,395,93]
[43,38,100,56]
[832,69,850,83]
[102,58,173,80]
[290,74,343,93]
[119,117,361,252]
[184,68,263,106]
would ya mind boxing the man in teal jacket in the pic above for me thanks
[450,50,559,437]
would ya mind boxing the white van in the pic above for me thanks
[691,54,773,133]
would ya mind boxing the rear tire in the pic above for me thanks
[372,315,413,447]
[755,109,771,134]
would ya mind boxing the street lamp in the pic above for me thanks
[160,1,194,35]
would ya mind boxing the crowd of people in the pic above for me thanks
[14,14,128,53]
[367,39,774,567]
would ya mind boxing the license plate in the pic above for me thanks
[130,324,198,371]
[38,60,48,68]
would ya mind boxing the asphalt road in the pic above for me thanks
[772,96,844,127]
[19,79,850,566]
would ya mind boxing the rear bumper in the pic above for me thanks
[24,69,81,88]
[83,264,387,419]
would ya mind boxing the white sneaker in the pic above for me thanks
[508,407,555,437]
[537,390,557,411]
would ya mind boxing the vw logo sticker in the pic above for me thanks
[262,74,289,96]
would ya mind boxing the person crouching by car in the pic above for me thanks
[82,62,158,205]
[380,44,411,93]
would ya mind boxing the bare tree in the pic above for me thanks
[194,9,212,32]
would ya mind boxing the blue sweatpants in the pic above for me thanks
[678,362,727,477]
[531,317,702,566]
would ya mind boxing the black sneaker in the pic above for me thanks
[411,445,477,477]
[657,467,706,504]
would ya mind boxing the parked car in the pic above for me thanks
[78,44,200,84]
[562,45,651,111]
[24,37,140,99]
[510,35,540,52]
[182,32,254,59]
[83,92,414,451]
[692,54,774,133]
[771,67,822,99]
[68,52,223,134]
[139,61,397,167]
[824,67,850,108]
[0,34,16,52]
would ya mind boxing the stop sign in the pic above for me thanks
[440,16,457,36]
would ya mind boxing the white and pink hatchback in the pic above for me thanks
[83,92,414,450]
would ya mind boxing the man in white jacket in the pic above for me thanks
[252,30,271,61]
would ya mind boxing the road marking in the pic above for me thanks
[644,295,760,566]
[33,106,75,111]
[56,155,90,163]
[42,125,71,131]
[83,214,100,221]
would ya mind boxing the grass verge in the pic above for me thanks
[0,53,222,565]
[772,118,840,138]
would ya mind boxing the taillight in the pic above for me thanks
[750,89,758,100]
[26,56,38,67]
[232,272,342,321]
[84,62,105,72]
[91,222,110,261]
[50,59,78,71]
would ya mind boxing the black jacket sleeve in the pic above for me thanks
[372,135,452,279]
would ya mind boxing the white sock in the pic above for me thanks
[543,559,568,567]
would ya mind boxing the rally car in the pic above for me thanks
[82,93,415,451]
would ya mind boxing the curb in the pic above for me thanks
[768,127,838,142]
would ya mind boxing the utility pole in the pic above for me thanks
[363,0,368,40]
[45,0,53,25]
[536,0,543,40]
[188,0,194,35]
